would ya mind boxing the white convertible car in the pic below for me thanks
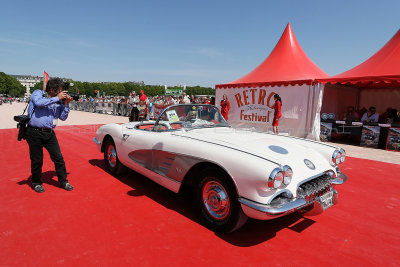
[93,104,348,233]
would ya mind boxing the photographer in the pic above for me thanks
[26,78,73,193]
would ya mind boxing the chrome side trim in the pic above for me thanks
[93,137,101,145]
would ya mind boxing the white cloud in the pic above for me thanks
[0,38,47,48]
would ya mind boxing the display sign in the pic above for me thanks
[320,122,333,142]
[360,125,381,148]
[386,127,400,152]
[165,88,183,95]
[166,110,179,123]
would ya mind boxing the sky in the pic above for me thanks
[1,0,399,87]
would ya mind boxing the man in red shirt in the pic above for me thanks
[139,90,148,120]
[139,90,147,102]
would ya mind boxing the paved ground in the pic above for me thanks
[1,102,129,129]
[2,102,399,165]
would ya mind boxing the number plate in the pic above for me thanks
[319,191,334,210]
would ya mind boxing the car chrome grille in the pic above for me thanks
[297,175,331,203]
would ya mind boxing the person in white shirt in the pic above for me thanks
[129,91,140,121]
[361,106,379,123]
[182,92,190,104]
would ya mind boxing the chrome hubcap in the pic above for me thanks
[202,180,230,220]
[107,145,117,168]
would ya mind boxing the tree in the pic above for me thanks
[0,72,26,96]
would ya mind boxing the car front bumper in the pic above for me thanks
[239,172,347,220]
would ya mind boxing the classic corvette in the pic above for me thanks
[93,104,348,233]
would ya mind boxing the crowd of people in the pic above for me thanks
[69,91,217,121]
[342,106,400,124]
[0,95,29,104]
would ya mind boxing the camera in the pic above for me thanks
[62,82,79,101]
[14,114,30,123]
[68,93,80,101]
[14,115,30,141]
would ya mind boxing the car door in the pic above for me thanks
[119,124,156,171]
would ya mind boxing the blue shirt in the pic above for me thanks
[28,89,70,129]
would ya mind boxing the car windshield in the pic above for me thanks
[155,104,229,131]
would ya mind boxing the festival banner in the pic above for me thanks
[320,122,333,142]
[360,125,381,148]
[215,84,312,137]
[386,127,400,152]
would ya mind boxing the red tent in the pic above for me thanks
[317,29,400,87]
[215,23,328,140]
[216,23,329,89]
[318,29,400,118]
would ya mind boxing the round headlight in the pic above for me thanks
[339,149,346,163]
[332,150,342,165]
[268,168,284,189]
[273,172,284,188]
[335,153,341,165]
[282,165,293,185]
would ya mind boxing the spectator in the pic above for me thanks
[129,91,140,121]
[343,106,359,123]
[358,107,367,119]
[361,106,379,123]
[385,109,400,124]
[182,92,190,104]
[220,94,230,120]
[210,96,215,106]
[379,107,392,123]
[139,90,148,120]
[272,94,282,134]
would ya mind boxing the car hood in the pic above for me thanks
[171,128,332,176]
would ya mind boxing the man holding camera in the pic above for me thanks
[27,78,73,193]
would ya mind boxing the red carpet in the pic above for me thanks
[1,125,399,266]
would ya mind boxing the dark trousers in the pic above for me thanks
[26,127,68,186]
[130,107,139,122]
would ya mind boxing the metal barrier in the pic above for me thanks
[70,101,137,117]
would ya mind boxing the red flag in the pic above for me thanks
[43,71,49,90]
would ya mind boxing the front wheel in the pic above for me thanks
[194,167,247,233]
[103,138,127,175]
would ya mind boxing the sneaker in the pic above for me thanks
[33,184,45,193]
[60,182,73,191]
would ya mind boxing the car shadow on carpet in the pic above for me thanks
[88,158,316,246]
[17,171,62,189]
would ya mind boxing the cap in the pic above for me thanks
[140,90,144,94]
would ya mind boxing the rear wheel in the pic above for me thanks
[194,167,247,233]
[103,138,127,175]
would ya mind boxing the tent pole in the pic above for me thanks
[305,84,312,138]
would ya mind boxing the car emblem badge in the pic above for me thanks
[304,159,315,170]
